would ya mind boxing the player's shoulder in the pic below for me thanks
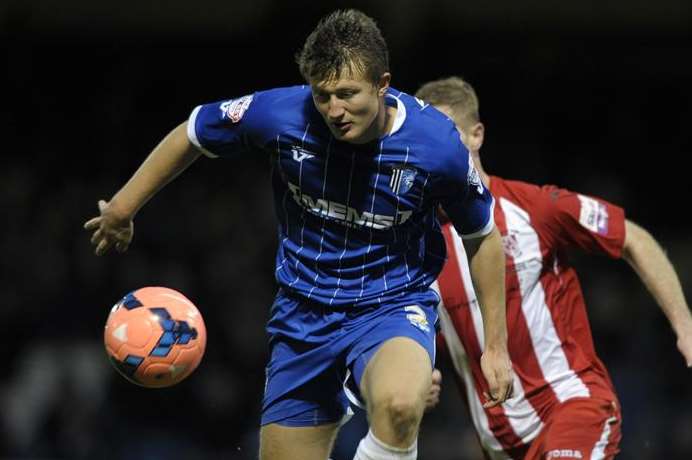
[242,84,316,128]
[390,89,467,171]
[493,177,545,198]
[254,84,311,102]
[493,177,570,218]
[251,84,313,114]
[392,89,459,139]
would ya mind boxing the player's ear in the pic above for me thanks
[377,72,391,96]
[466,122,485,151]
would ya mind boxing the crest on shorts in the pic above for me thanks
[219,95,253,123]
[389,166,416,195]
[405,305,430,333]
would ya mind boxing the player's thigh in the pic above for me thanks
[260,422,340,460]
[360,336,433,408]
[524,397,621,460]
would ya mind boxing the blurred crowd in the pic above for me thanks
[2,5,691,459]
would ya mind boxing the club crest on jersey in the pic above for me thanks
[468,156,484,195]
[291,146,315,162]
[220,95,253,123]
[389,167,416,195]
[502,232,523,259]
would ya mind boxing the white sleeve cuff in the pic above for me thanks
[459,198,496,240]
[187,105,218,159]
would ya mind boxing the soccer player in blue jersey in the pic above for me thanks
[84,10,513,460]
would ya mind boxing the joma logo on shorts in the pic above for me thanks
[547,450,583,459]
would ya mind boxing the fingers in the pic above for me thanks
[84,217,101,230]
[684,352,692,368]
[425,386,441,411]
[482,391,497,408]
[115,240,129,253]
[90,229,103,245]
[425,393,440,410]
[85,199,133,256]
[483,382,513,408]
[482,391,505,408]
[504,380,514,400]
[676,339,692,368]
[431,368,442,385]
[95,237,113,256]
[92,233,129,256]
[482,370,513,408]
[424,368,443,411]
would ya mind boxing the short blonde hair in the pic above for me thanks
[415,76,480,128]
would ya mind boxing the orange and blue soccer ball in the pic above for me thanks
[104,286,207,388]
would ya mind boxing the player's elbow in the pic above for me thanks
[622,219,658,263]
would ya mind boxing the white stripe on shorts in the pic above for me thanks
[590,415,617,459]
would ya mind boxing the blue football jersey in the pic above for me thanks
[188,85,494,308]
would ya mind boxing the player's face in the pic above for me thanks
[311,70,391,144]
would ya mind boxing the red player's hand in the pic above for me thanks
[480,348,514,408]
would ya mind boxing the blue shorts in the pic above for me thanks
[261,290,439,427]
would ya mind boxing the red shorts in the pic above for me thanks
[512,397,622,460]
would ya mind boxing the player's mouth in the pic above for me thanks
[333,121,352,134]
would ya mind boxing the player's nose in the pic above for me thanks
[327,97,345,120]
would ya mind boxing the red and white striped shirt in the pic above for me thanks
[432,176,625,459]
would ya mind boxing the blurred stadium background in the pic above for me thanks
[1,0,691,458]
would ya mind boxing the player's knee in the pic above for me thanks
[374,391,424,440]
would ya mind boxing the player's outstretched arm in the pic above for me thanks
[621,219,692,367]
[465,227,514,407]
[84,121,202,256]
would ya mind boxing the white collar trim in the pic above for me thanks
[386,93,406,136]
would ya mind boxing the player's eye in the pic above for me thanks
[313,92,329,103]
[338,90,357,99]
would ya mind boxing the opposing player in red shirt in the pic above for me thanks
[415,77,692,459]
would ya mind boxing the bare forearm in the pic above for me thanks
[623,221,692,335]
[467,228,508,350]
[110,121,202,218]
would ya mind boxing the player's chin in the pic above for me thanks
[330,128,350,140]
[333,127,364,143]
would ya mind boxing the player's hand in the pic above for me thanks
[84,199,134,256]
[425,368,442,411]
[480,347,513,408]
[676,323,692,367]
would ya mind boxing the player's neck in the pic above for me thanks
[380,102,396,136]
[473,152,491,187]
[482,170,491,187]
[366,99,395,143]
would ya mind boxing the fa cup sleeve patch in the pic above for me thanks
[577,194,609,235]
[219,95,254,123]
